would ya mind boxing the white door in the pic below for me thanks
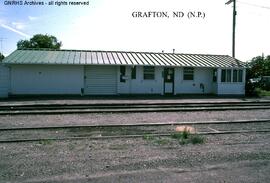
[164,68,174,94]
[84,66,117,95]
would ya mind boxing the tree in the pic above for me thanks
[17,34,62,50]
[0,52,4,62]
[246,55,270,79]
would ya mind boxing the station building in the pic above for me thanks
[0,49,246,98]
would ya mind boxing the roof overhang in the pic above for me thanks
[3,49,246,68]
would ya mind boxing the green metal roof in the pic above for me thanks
[3,49,246,68]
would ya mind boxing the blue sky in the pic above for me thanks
[0,0,270,61]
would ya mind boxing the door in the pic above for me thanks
[164,68,174,94]
[84,66,117,95]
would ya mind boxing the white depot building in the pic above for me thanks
[0,49,246,98]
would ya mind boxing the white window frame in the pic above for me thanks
[183,67,194,81]
[143,66,155,80]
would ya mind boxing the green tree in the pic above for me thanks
[246,55,270,79]
[17,34,62,50]
[0,52,4,62]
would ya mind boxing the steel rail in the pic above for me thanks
[0,129,269,143]
[1,102,270,111]
[0,119,269,131]
[0,105,270,115]
[1,101,270,108]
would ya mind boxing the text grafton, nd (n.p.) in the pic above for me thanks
[131,11,206,19]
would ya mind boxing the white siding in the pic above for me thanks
[10,65,84,94]
[174,67,215,94]
[217,83,245,95]
[0,65,10,98]
[8,64,245,96]
[117,66,163,94]
[84,65,117,95]
[117,66,131,94]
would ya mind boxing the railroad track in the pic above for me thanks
[1,101,270,115]
[0,119,270,143]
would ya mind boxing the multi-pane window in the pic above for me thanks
[143,66,155,80]
[233,69,243,82]
[221,69,231,82]
[183,67,194,80]
[131,66,136,79]
[222,69,243,83]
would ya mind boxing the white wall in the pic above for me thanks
[0,64,10,98]
[174,67,215,94]
[8,64,245,96]
[217,83,245,95]
[10,65,84,94]
[117,66,218,95]
[117,66,130,94]
[117,66,163,94]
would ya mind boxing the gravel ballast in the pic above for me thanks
[0,133,270,183]
[0,109,270,128]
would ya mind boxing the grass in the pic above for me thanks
[143,130,205,146]
[260,90,270,96]
[255,88,270,96]
[171,131,205,145]
[190,135,205,144]
[143,134,155,141]
[39,139,53,145]
[143,134,170,145]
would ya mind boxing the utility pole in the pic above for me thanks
[226,0,237,58]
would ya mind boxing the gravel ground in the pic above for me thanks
[0,109,270,128]
[1,98,270,182]
[0,96,268,106]
[0,133,270,183]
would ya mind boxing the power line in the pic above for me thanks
[238,1,270,10]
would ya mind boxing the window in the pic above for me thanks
[232,69,243,82]
[213,69,217,82]
[221,69,226,82]
[143,66,155,80]
[183,67,194,80]
[226,69,231,82]
[120,66,125,82]
[233,69,238,82]
[238,70,243,82]
[131,66,136,79]
[221,69,232,82]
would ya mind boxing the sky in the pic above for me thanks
[0,0,270,62]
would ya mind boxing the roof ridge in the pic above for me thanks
[17,48,231,58]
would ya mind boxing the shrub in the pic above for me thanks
[171,131,204,145]
[190,135,205,144]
